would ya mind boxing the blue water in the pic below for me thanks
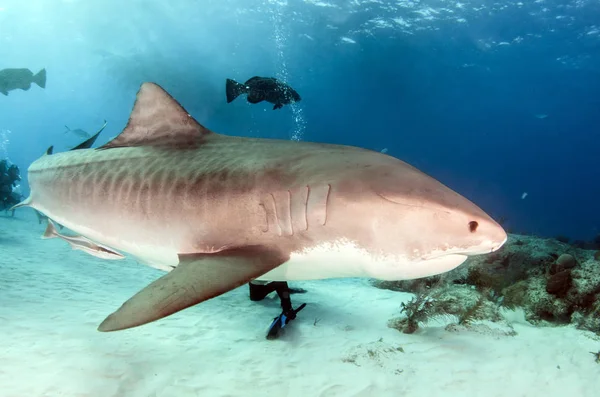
[1,0,599,240]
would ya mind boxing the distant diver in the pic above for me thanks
[0,159,22,215]
[0,68,46,96]
[226,76,301,110]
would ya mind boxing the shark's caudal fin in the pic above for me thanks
[99,83,214,150]
[225,78,248,103]
[33,68,47,89]
[98,247,287,332]
[71,120,107,151]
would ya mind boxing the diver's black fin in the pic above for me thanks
[71,120,107,151]
[45,146,53,155]
[266,303,306,340]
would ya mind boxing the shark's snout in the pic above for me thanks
[461,215,508,256]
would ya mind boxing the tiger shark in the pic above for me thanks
[14,82,507,332]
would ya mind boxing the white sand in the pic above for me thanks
[1,213,599,397]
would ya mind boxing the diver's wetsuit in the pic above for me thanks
[249,280,305,319]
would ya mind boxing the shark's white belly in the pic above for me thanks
[257,240,469,282]
[40,207,469,282]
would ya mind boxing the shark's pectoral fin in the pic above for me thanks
[97,246,287,332]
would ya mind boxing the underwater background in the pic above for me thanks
[1,1,600,397]
[1,0,599,240]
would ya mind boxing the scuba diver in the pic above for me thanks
[0,159,22,215]
[249,280,307,339]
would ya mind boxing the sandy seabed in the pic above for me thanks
[0,213,599,397]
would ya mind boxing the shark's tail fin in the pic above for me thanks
[33,68,47,89]
[8,196,32,212]
[226,78,248,103]
[42,219,59,239]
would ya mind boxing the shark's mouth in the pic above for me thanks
[422,235,508,261]
[372,253,470,281]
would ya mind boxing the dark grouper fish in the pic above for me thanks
[226,76,301,109]
[0,68,46,96]
[12,82,507,333]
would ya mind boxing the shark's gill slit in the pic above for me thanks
[287,189,293,236]
[324,184,331,226]
[469,221,479,233]
[258,203,268,233]
[270,193,281,236]
[304,185,309,231]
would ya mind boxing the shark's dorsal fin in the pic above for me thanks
[45,145,54,155]
[71,120,107,151]
[100,83,212,150]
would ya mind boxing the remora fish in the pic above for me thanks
[42,219,124,260]
[226,76,301,109]
[0,68,46,96]
[13,82,507,332]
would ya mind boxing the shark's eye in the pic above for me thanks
[468,221,479,233]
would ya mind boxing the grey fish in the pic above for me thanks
[226,76,301,110]
[12,82,507,333]
[0,68,46,96]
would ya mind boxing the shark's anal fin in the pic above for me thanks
[99,83,215,150]
[97,246,288,332]
[42,218,58,238]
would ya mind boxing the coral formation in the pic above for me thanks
[377,234,600,335]
[388,288,440,334]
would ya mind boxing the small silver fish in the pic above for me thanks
[64,125,91,138]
